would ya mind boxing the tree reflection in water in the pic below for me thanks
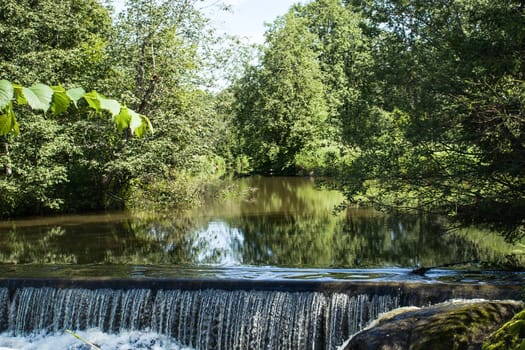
[0,177,523,273]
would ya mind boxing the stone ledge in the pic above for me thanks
[341,300,524,350]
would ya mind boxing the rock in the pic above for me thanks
[340,300,524,350]
[482,308,525,349]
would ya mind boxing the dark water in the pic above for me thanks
[0,176,523,282]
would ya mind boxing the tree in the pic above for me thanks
[232,0,525,237]
[0,0,157,216]
[234,11,328,173]
[0,0,118,216]
[339,0,525,238]
[106,0,234,209]
[0,0,244,217]
[297,0,372,144]
[0,0,113,87]
[0,78,152,214]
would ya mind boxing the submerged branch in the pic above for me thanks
[66,330,102,350]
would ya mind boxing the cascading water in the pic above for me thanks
[0,286,400,350]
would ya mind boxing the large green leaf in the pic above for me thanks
[99,97,121,117]
[66,87,86,108]
[22,83,54,112]
[0,102,19,136]
[135,115,153,137]
[114,107,132,131]
[143,116,153,134]
[82,91,101,112]
[133,116,149,137]
[51,86,71,115]
[128,108,146,136]
[0,80,13,110]
[12,83,27,105]
[114,107,152,137]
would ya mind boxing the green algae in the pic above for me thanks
[483,309,525,350]
[411,302,516,350]
[344,300,524,350]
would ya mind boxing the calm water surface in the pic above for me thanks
[0,176,523,282]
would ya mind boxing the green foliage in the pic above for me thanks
[0,80,152,137]
[66,87,86,107]
[21,83,54,112]
[0,80,13,110]
[51,85,72,115]
[103,0,235,211]
[231,0,374,175]
[233,11,328,173]
[296,0,372,144]
[337,0,525,236]
[229,0,524,236]
[2,114,71,215]
[0,102,18,136]
[0,0,238,218]
[294,140,358,177]
[0,0,146,217]
[2,0,522,234]
[0,0,113,86]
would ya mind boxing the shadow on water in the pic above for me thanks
[0,176,523,282]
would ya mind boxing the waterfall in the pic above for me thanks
[0,286,399,350]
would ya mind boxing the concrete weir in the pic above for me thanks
[0,278,522,350]
[0,277,522,302]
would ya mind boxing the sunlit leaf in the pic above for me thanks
[82,91,101,112]
[133,117,148,137]
[12,83,26,105]
[0,80,151,139]
[22,83,54,112]
[0,80,13,110]
[99,97,121,117]
[0,102,19,136]
[135,115,153,137]
[0,114,11,136]
[66,87,86,107]
[51,85,71,115]
[114,106,132,131]
[143,116,153,134]
[115,107,151,137]
[128,108,145,136]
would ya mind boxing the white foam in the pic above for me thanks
[0,329,194,350]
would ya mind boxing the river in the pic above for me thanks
[0,176,523,282]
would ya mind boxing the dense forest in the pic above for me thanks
[0,0,523,240]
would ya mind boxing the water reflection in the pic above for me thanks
[188,221,244,265]
[0,177,523,280]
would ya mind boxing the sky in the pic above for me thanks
[112,0,301,44]
[205,0,300,44]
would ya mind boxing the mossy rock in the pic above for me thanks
[482,309,525,350]
[342,300,524,350]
